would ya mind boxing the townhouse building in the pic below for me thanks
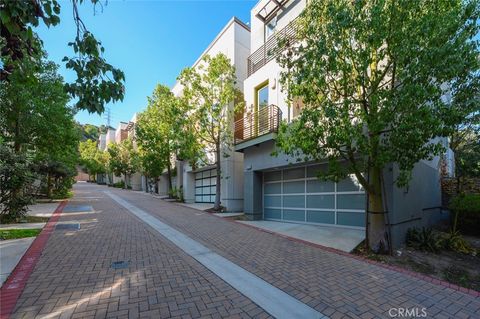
[234,0,450,247]
[173,17,250,212]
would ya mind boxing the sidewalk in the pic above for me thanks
[0,238,35,286]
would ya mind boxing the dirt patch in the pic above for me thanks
[204,206,226,214]
[354,238,480,291]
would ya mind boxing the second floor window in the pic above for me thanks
[265,17,277,41]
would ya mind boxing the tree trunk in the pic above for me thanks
[124,173,128,189]
[213,144,221,211]
[167,163,173,194]
[367,166,388,252]
[47,173,52,198]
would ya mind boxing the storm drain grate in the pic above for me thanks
[111,261,130,269]
[55,223,80,230]
[63,205,94,213]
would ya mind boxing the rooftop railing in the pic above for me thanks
[247,17,298,77]
[234,104,282,145]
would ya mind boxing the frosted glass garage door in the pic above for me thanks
[263,165,365,227]
[195,169,217,203]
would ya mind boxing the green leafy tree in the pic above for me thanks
[0,144,35,223]
[449,112,480,192]
[275,0,480,251]
[179,54,240,210]
[136,85,178,192]
[0,0,124,113]
[79,139,106,181]
[1,54,80,213]
[107,138,139,189]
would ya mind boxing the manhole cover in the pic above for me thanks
[55,223,80,230]
[63,205,93,213]
[111,261,130,269]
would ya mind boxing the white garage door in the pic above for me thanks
[195,169,217,203]
[263,165,365,228]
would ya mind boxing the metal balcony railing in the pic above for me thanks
[234,104,282,145]
[247,17,298,77]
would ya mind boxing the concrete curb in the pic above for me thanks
[0,200,67,319]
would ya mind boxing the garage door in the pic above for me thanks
[195,169,217,203]
[263,165,365,228]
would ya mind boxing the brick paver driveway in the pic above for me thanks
[10,183,480,318]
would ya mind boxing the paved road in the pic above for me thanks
[11,183,480,318]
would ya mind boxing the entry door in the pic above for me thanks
[257,83,269,134]
[263,165,366,228]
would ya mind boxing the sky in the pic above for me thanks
[36,0,256,127]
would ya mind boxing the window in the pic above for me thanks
[265,16,277,41]
[256,82,269,134]
[257,84,269,110]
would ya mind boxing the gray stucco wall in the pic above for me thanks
[241,139,446,248]
[384,161,448,248]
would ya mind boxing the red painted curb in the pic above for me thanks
[0,200,67,319]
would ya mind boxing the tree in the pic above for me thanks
[1,53,80,209]
[449,112,480,192]
[79,139,106,181]
[275,0,480,251]
[136,85,179,192]
[0,144,35,223]
[107,138,139,189]
[1,0,125,113]
[179,54,240,211]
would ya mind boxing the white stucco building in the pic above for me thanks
[234,0,449,248]
[172,17,250,212]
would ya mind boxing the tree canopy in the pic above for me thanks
[275,0,480,251]
[0,0,125,113]
[107,138,139,188]
[179,53,240,210]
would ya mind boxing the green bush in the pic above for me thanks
[406,227,442,253]
[0,144,36,223]
[449,194,480,236]
[112,181,125,188]
[440,230,472,254]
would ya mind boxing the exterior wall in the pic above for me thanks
[105,128,116,148]
[128,172,142,191]
[244,0,307,125]
[250,0,306,53]
[383,161,447,248]
[98,133,107,151]
[173,17,250,212]
[181,163,196,203]
[158,172,178,196]
[242,139,446,248]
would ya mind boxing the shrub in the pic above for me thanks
[449,194,480,236]
[112,181,125,188]
[440,230,473,254]
[406,227,442,253]
[0,145,36,223]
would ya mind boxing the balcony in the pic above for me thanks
[234,104,282,146]
[247,17,298,77]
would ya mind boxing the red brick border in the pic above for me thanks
[227,218,480,298]
[0,200,67,319]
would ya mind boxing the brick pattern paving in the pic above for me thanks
[115,187,480,319]
[11,184,269,319]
